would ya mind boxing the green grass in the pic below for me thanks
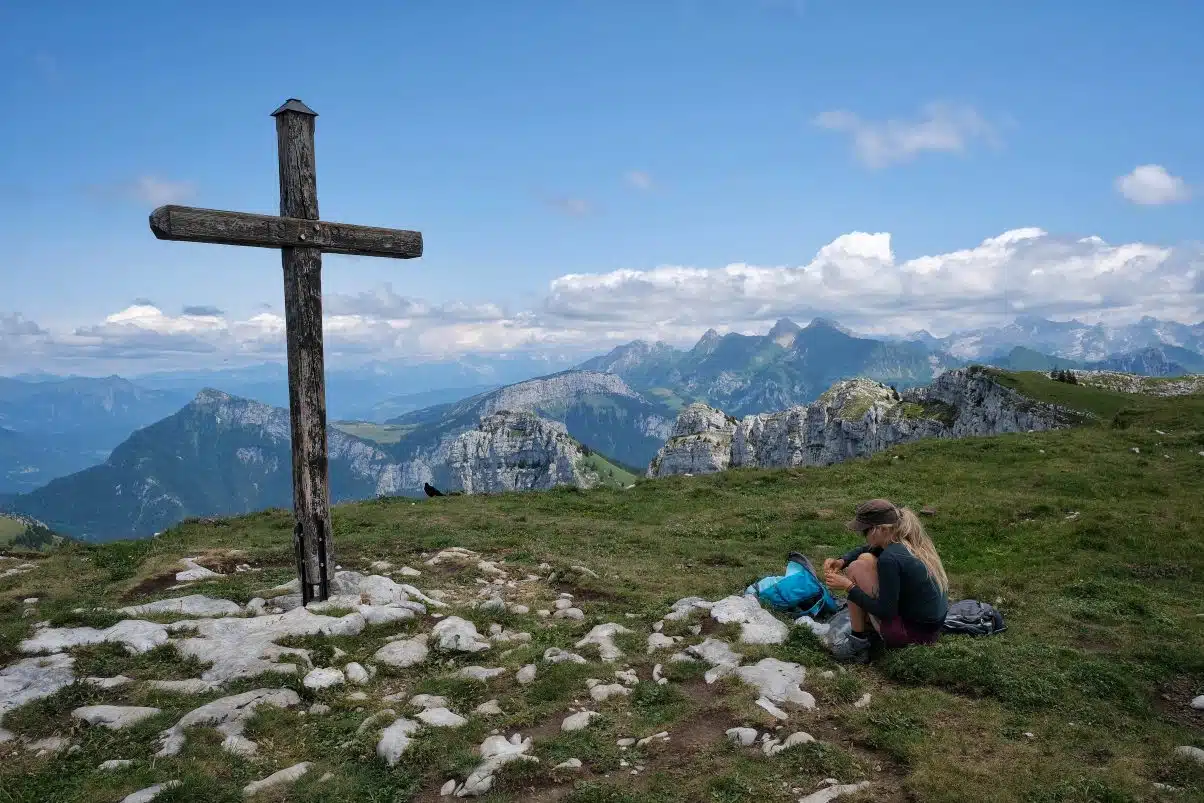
[0,515,27,542]
[2,374,1203,801]
[582,451,639,488]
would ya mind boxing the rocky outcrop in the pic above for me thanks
[445,412,600,494]
[1071,371,1204,397]
[647,368,1077,477]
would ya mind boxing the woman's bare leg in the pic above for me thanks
[845,553,879,635]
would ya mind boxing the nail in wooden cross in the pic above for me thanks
[148,98,423,604]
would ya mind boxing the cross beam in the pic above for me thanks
[147,98,423,604]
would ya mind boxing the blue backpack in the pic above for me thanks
[745,555,845,620]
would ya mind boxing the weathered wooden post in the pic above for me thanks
[148,99,423,603]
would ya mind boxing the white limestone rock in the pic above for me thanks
[72,705,161,730]
[554,607,586,621]
[575,622,633,662]
[345,662,370,685]
[798,781,871,803]
[664,596,714,621]
[686,637,743,669]
[516,664,537,685]
[459,666,506,682]
[369,561,393,572]
[120,781,181,803]
[119,595,242,618]
[0,653,75,738]
[418,707,468,728]
[710,595,788,645]
[409,694,449,710]
[398,566,422,577]
[20,620,169,655]
[1175,745,1204,765]
[377,717,421,766]
[303,667,346,690]
[83,675,134,689]
[509,604,530,615]
[455,733,537,797]
[479,597,506,614]
[590,683,632,701]
[561,711,601,732]
[243,762,311,797]
[756,697,789,720]
[145,679,218,695]
[726,727,758,747]
[156,688,300,757]
[374,634,430,669]
[176,558,222,582]
[1190,695,1204,710]
[432,617,491,653]
[425,547,480,566]
[853,693,871,709]
[647,633,681,653]
[98,759,134,770]
[762,730,814,756]
[358,604,418,626]
[554,758,583,770]
[737,658,814,707]
[474,699,503,716]
[615,669,640,686]
[543,647,588,664]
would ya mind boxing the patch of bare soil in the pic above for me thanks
[121,572,179,600]
[1156,674,1204,730]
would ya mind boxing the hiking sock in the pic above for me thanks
[850,630,869,640]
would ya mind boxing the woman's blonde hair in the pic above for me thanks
[879,506,948,593]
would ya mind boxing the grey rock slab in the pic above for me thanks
[756,697,789,720]
[377,717,421,766]
[726,727,758,747]
[516,664,537,685]
[853,693,871,708]
[432,617,491,653]
[177,558,222,582]
[156,688,301,757]
[345,662,370,685]
[798,781,871,803]
[359,605,418,626]
[614,669,639,686]
[710,595,788,645]
[20,620,169,656]
[455,733,536,797]
[509,604,530,615]
[120,781,181,803]
[243,762,311,797]
[83,675,134,689]
[398,566,422,577]
[554,758,583,770]
[1175,745,1204,765]
[736,658,813,706]
[664,596,713,621]
[554,598,574,611]
[647,633,681,653]
[98,759,135,770]
[575,623,633,662]
[561,711,601,732]
[374,634,430,669]
[73,705,161,730]
[417,707,468,728]
[553,607,585,621]
[303,667,345,690]
[473,699,503,716]
[409,694,450,709]
[543,648,587,664]
[144,679,218,695]
[589,683,632,702]
[458,666,506,682]
[1191,695,1204,710]
[0,653,75,735]
[686,637,743,668]
[119,595,242,618]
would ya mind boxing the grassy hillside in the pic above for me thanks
[1,374,1202,802]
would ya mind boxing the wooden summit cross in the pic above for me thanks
[148,99,423,604]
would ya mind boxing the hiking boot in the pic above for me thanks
[830,633,871,664]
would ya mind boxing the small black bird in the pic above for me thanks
[423,482,445,498]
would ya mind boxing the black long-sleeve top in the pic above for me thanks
[840,543,948,627]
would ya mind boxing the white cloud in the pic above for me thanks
[129,176,196,206]
[624,170,654,191]
[1115,164,1191,206]
[4,227,1202,372]
[815,102,999,168]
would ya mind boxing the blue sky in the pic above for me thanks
[1,0,1201,373]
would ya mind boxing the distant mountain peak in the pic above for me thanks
[692,328,722,355]
[767,318,802,347]
[805,317,853,335]
[193,387,236,405]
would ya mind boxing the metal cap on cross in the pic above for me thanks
[148,99,423,604]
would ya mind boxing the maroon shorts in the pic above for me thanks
[873,616,941,648]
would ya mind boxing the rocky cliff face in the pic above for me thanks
[444,411,600,495]
[647,368,1078,478]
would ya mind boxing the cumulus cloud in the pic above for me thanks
[1115,164,1191,206]
[815,102,999,168]
[6,227,1202,372]
[182,305,225,317]
[87,176,196,207]
[625,170,654,191]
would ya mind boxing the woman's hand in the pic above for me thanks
[822,558,845,573]
[824,568,854,591]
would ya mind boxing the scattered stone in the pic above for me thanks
[647,632,681,653]
[243,762,311,797]
[479,598,506,614]
[157,688,300,757]
[575,623,633,662]
[418,707,469,728]
[820,670,836,680]
[176,558,222,582]
[346,691,369,701]
[544,647,588,664]
[554,607,585,621]
[458,666,506,682]
[736,659,814,707]
[756,697,789,720]
[83,675,134,689]
[590,683,632,701]
[516,664,538,684]
[23,598,38,605]
[0,653,75,740]
[615,669,639,686]
[425,547,479,567]
[652,664,667,684]
[377,717,421,766]
[554,598,574,611]
[455,733,537,797]
[617,737,636,747]
[1131,447,1140,454]
[710,595,788,644]
[1191,695,1204,710]
[398,566,422,577]
[369,560,393,572]
[303,667,346,690]
[509,604,530,615]
[345,662,370,685]
[21,620,169,656]
[73,705,161,730]
[562,711,601,732]
[727,727,758,747]
[853,693,871,708]
[144,678,218,695]
[554,758,583,770]
[309,703,331,715]
[490,627,532,644]
[686,637,743,672]
[374,634,430,668]
[637,731,670,748]
[665,596,713,621]
[432,617,492,652]
[119,595,242,618]
[762,730,814,755]
[120,781,181,803]
[689,624,703,635]
[572,565,599,578]
[29,736,71,754]
[98,759,134,770]
[798,781,871,803]
[1174,745,1204,765]
[474,699,504,716]
[441,779,457,796]
[246,598,267,615]
[536,609,551,618]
